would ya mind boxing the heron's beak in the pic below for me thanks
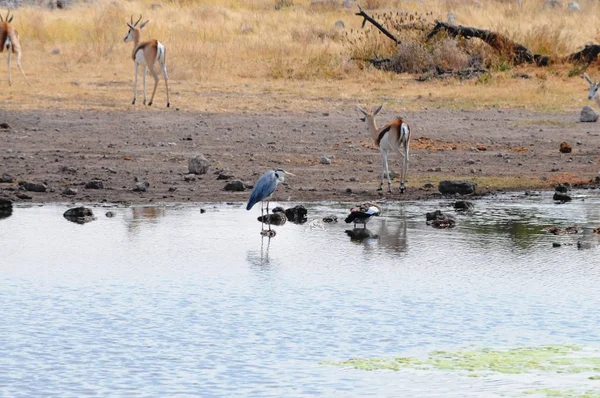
[284,171,295,176]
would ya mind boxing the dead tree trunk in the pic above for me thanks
[355,5,400,44]
[566,44,600,65]
[426,21,550,66]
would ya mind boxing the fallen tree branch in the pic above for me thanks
[355,5,400,44]
[426,20,550,66]
[416,67,489,81]
[566,44,600,65]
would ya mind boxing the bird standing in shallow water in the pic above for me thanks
[246,168,294,236]
[345,203,381,229]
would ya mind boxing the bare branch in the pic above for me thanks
[355,5,400,44]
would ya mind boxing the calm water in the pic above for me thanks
[1,192,600,397]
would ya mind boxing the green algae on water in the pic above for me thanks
[325,345,600,376]
[524,388,600,398]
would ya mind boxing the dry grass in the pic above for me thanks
[0,0,598,113]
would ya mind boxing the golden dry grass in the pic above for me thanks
[0,0,598,113]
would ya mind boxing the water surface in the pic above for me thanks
[1,193,600,397]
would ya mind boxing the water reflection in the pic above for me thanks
[376,207,408,254]
[124,206,167,233]
[0,208,12,221]
[246,236,274,267]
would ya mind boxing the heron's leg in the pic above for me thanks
[260,201,265,231]
[266,201,271,231]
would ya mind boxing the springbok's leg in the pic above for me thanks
[383,151,392,193]
[147,64,160,107]
[142,66,147,105]
[16,52,30,86]
[400,144,409,193]
[377,152,385,191]
[159,59,170,108]
[7,51,12,86]
[132,63,139,105]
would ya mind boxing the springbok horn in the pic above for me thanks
[134,14,142,26]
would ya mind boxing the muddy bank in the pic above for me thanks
[0,108,598,204]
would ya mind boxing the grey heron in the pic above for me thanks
[345,202,381,229]
[246,168,294,235]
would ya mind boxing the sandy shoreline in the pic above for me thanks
[1,108,598,205]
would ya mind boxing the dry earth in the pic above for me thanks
[0,107,599,205]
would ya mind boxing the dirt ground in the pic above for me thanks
[0,107,598,205]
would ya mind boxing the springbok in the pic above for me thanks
[0,10,30,86]
[583,73,600,107]
[124,15,170,107]
[356,104,411,193]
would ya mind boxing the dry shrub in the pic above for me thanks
[274,0,294,10]
[291,26,342,44]
[520,24,573,58]
[309,0,340,12]
[362,0,386,10]
[388,41,434,73]
[432,39,469,70]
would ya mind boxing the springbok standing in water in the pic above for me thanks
[124,15,170,107]
[356,104,411,193]
[0,10,30,86]
[583,73,600,108]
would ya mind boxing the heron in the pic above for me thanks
[246,168,294,236]
[345,202,381,229]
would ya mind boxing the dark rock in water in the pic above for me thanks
[552,242,561,248]
[0,173,15,183]
[224,180,246,192]
[438,180,476,195]
[64,207,97,224]
[0,197,12,210]
[323,215,338,223]
[105,211,116,218]
[62,187,78,196]
[257,212,287,226]
[555,183,569,193]
[16,193,32,200]
[285,205,308,224]
[272,206,285,213]
[0,198,12,220]
[200,208,206,214]
[345,228,377,241]
[23,182,47,192]
[426,210,456,228]
[85,180,104,189]
[553,192,572,203]
[454,200,474,211]
[546,225,579,235]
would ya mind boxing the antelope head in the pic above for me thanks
[583,73,600,101]
[124,14,149,43]
[356,104,383,123]
[0,10,14,23]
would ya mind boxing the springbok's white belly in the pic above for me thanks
[134,49,147,66]
[3,36,11,51]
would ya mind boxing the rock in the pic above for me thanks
[552,242,561,248]
[555,183,569,193]
[0,122,10,129]
[579,106,598,122]
[422,182,435,190]
[568,1,580,11]
[426,210,456,228]
[323,215,338,223]
[0,197,12,210]
[59,166,78,174]
[85,180,104,189]
[553,192,572,203]
[224,180,246,191]
[240,22,253,34]
[63,206,96,224]
[133,181,150,192]
[454,200,475,211]
[23,182,47,192]
[188,155,210,175]
[200,208,206,214]
[0,173,15,183]
[559,141,572,153]
[438,180,476,195]
[272,206,285,213]
[216,172,234,180]
[321,155,332,165]
[257,212,287,226]
[334,20,345,29]
[342,0,355,7]
[151,2,162,9]
[105,211,116,218]
[285,205,308,224]
[16,193,32,200]
[62,187,78,196]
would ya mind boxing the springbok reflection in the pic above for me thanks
[125,206,167,233]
